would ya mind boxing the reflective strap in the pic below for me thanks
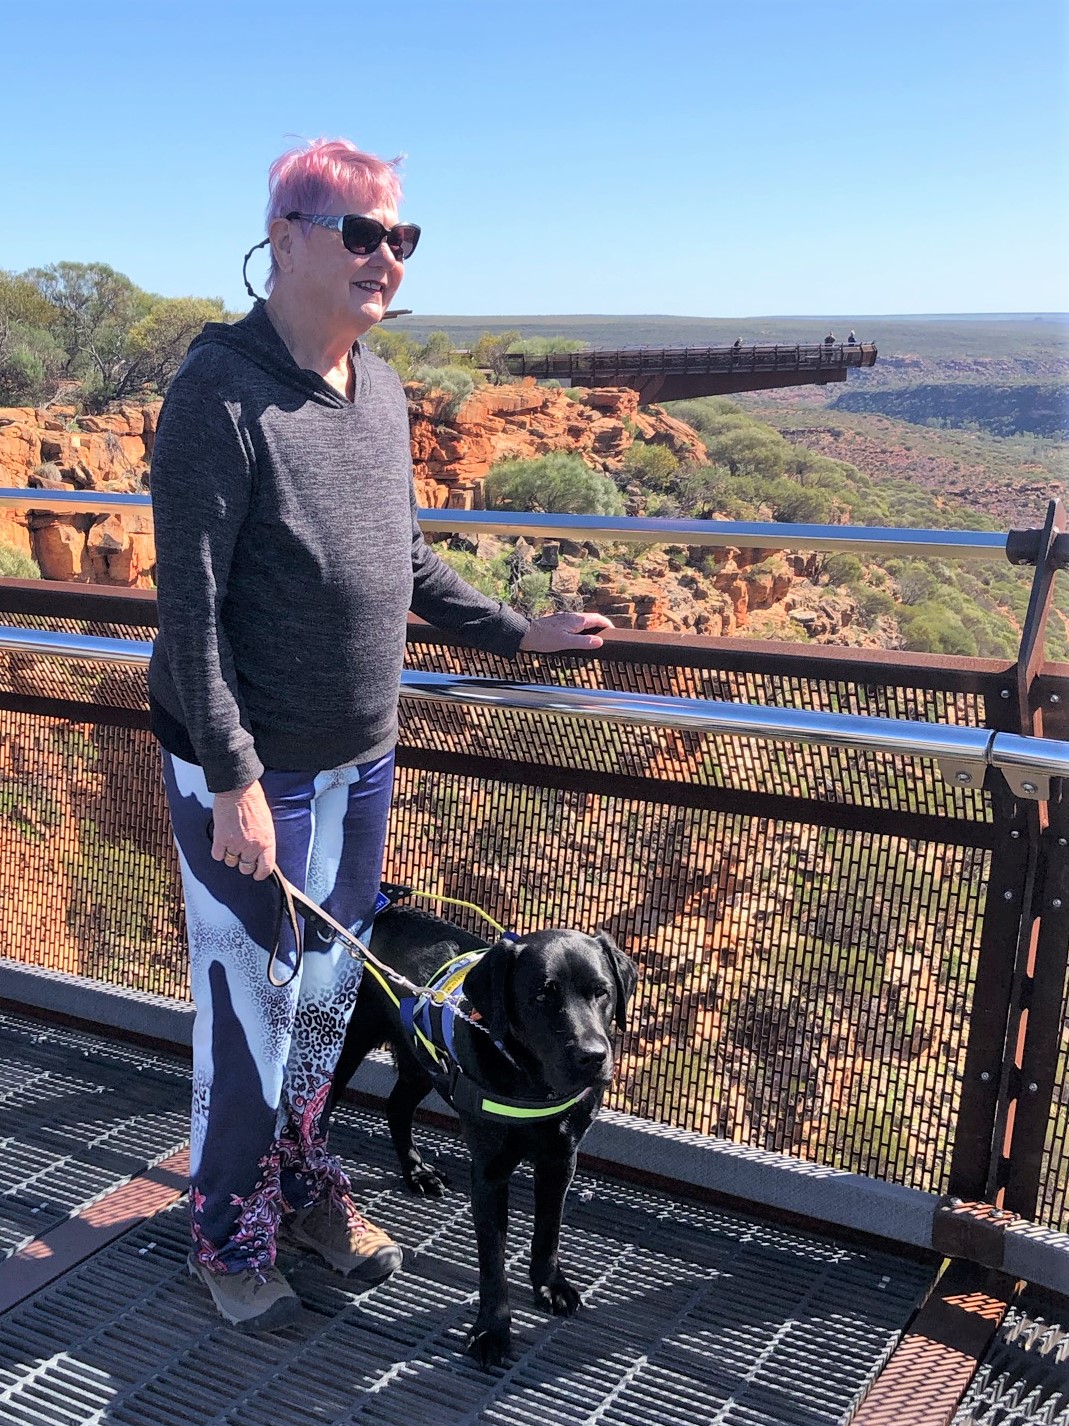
[477,1092,587,1120]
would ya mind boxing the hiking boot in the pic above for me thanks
[283,1197,403,1282]
[187,1253,301,1332]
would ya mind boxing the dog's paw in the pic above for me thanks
[533,1273,582,1317]
[466,1317,512,1369]
[403,1161,448,1197]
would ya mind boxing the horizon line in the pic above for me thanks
[389,311,1069,322]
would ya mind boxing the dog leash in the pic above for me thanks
[205,817,505,1000]
[208,833,595,1119]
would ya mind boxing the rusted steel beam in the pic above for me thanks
[571,367,850,403]
[0,577,158,624]
[851,1259,1017,1426]
[999,725,1069,1219]
[947,678,1034,1202]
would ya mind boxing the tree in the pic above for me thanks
[471,329,520,380]
[27,262,150,405]
[21,264,229,408]
[366,327,420,377]
[485,452,625,516]
[0,271,56,331]
[0,272,63,405]
[122,296,229,398]
[417,330,454,368]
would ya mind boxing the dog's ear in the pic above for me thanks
[597,931,638,1033]
[463,937,517,1043]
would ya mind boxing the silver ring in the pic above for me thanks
[239,858,257,869]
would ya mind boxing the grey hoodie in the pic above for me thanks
[148,302,528,792]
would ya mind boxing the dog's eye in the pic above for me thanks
[594,985,611,1000]
[535,980,559,1004]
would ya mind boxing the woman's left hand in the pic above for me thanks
[519,611,614,653]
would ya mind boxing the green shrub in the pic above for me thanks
[854,585,897,621]
[899,599,978,656]
[0,322,63,406]
[0,540,40,578]
[485,452,625,516]
[705,425,790,478]
[408,363,476,418]
[645,492,682,518]
[823,554,863,585]
[622,441,680,487]
[438,548,505,599]
[516,570,552,616]
[507,336,587,357]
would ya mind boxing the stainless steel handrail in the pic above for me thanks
[5,623,1069,783]
[416,512,1009,559]
[0,625,153,665]
[0,489,1011,560]
[0,490,151,514]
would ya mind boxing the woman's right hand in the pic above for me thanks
[211,781,276,880]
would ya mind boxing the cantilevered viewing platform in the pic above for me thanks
[503,341,878,403]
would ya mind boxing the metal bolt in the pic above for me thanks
[990,1208,1004,1220]
[1055,899,1064,909]
[1052,694,1062,705]
[1004,890,1014,901]
[1022,781,1038,795]
[981,1071,992,1082]
[1001,689,1012,699]
[1059,838,1068,847]
[1028,1082,1039,1093]
[955,771,972,785]
[1011,830,1021,839]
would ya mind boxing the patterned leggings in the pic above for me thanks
[161,750,394,1275]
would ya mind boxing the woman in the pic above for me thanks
[149,137,610,1332]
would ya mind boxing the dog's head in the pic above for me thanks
[464,929,637,1095]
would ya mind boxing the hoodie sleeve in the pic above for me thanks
[408,486,530,655]
[150,359,265,793]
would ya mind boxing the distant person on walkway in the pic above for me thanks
[824,332,836,346]
[732,337,743,350]
[149,136,611,1332]
[847,330,857,345]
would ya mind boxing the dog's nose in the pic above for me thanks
[574,1044,610,1074]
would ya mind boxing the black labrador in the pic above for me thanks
[330,903,637,1367]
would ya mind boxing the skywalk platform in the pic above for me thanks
[502,341,878,402]
[0,1011,1066,1426]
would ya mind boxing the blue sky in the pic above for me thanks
[2,0,1067,317]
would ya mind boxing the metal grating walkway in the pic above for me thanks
[0,1014,939,1425]
[952,1288,1069,1425]
[0,1015,190,1258]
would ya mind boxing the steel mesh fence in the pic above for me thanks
[386,765,987,1191]
[1037,955,1069,1231]
[0,620,1008,1197]
[0,709,187,996]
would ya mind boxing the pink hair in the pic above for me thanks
[264,138,404,290]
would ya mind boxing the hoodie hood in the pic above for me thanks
[187,301,359,407]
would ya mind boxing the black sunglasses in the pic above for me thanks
[286,211,421,261]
